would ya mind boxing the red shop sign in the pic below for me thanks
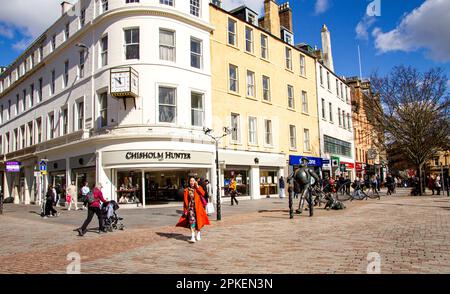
[341,162,355,169]
[355,162,363,170]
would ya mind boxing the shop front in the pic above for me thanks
[340,161,355,180]
[355,162,364,178]
[101,150,214,207]
[219,150,285,200]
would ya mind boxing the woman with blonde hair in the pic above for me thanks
[176,177,210,243]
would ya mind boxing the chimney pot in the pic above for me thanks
[61,1,74,16]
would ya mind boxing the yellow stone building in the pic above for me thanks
[209,1,320,199]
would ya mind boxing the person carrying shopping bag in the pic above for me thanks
[176,178,210,243]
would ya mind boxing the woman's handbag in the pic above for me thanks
[206,202,215,215]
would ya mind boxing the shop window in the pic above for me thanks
[117,171,142,204]
[260,170,278,196]
[224,169,249,196]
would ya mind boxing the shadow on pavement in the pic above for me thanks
[156,232,188,241]
[258,209,288,213]
[375,202,450,210]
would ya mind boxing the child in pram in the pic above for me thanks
[101,200,125,232]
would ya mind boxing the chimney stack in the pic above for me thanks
[262,0,281,38]
[279,2,293,32]
[61,1,74,16]
[321,24,334,72]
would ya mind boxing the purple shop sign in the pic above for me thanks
[5,161,21,172]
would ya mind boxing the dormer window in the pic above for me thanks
[282,29,294,45]
[247,12,257,25]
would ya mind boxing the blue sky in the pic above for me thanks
[1,0,449,86]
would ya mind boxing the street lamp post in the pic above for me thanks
[203,127,232,221]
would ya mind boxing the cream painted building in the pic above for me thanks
[210,1,320,200]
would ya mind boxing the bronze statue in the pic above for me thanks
[288,157,320,218]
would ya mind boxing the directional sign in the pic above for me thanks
[39,160,47,172]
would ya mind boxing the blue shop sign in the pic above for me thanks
[289,155,323,167]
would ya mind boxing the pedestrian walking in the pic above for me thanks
[66,181,78,211]
[205,179,214,205]
[370,175,379,195]
[229,177,239,206]
[43,184,59,218]
[435,175,442,196]
[76,183,108,236]
[279,176,286,198]
[176,177,210,243]
[386,173,395,195]
[376,175,381,192]
[80,181,90,210]
[345,176,351,194]
[293,180,300,199]
[428,175,435,195]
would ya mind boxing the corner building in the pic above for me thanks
[0,0,214,206]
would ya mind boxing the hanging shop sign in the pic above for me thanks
[5,161,21,172]
[331,156,340,167]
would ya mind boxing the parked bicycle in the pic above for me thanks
[350,181,380,201]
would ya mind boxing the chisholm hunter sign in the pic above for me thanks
[125,152,191,160]
[102,150,213,166]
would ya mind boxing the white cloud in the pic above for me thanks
[222,0,265,14]
[355,15,376,40]
[0,0,65,49]
[12,38,33,51]
[372,0,450,62]
[0,25,14,39]
[315,0,330,15]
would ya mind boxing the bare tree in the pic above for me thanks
[368,66,450,195]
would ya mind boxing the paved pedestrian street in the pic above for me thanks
[0,189,449,274]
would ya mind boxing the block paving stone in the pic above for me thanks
[0,188,449,274]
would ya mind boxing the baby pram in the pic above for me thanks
[101,200,124,232]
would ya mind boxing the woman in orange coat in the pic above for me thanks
[176,177,210,243]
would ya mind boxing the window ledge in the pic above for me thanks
[226,43,239,50]
[285,68,294,73]
[228,91,241,97]
[262,100,272,105]
[287,107,296,112]
[244,51,255,57]
[246,96,258,101]
[302,112,310,116]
